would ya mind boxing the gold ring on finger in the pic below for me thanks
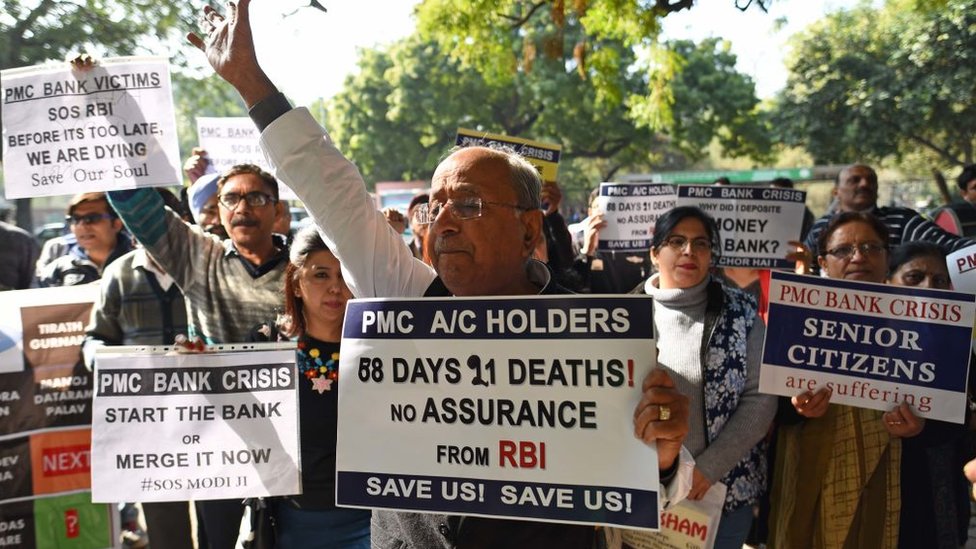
[658,404,671,422]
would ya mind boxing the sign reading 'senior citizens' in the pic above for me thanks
[675,185,807,269]
[595,183,677,252]
[455,128,561,184]
[1,56,181,199]
[760,271,974,423]
[90,345,301,503]
[336,295,661,530]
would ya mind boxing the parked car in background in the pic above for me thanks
[34,222,67,246]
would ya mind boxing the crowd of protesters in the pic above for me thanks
[4,2,976,548]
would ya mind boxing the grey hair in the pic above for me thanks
[289,224,331,266]
[441,145,542,210]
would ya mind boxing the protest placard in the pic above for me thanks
[615,483,726,549]
[0,286,115,548]
[594,183,677,252]
[195,116,296,201]
[196,117,270,173]
[675,185,806,269]
[0,492,116,549]
[760,271,975,423]
[0,286,98,438]
[336,295,661,529]
[90,344,300,503]
[455,128,561,184]
[2,56,181,199]
[947,243,976,294]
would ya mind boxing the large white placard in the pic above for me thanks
[676,185,807,269]
[595,183,677,252]
[195,116,296,200]
[336,295,662,530]
[196,117,269,172]
[90,345,301,502]
[2,57,181,198]
[947,243,976,294]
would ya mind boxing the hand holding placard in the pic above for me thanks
[634,368,688,471]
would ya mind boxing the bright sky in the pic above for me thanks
[248,0,865,105]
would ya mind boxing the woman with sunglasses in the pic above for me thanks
[635,206,775,549]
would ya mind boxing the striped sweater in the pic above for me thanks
[804,206,974,273]
[106,189,287,344]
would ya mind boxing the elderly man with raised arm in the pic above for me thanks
[189,2,693,547]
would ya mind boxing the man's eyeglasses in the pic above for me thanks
[413,197,527,225]
[218,191,275,209]
[825,242,886,259]
[65,213,114,226]
[662,235,712,253]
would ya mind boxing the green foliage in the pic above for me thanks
[0,1,202,71]
[325,30,770,203]
[772,0,976,168]
[414,0,770,132]
[170,72,248,162]
[0,0,204,228]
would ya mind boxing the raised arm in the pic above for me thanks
[187,1,434,298]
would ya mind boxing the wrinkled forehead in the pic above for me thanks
[431,149,514,199]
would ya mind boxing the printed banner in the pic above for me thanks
[195,117,270,173]
[90,345,300,502]
[336,295,661,529]
[455,128,561,183]
[676,185,806,269]
[0,286,98,439]
[595,183,677,252]
[2,56,181,199]
[195,116,296,201]
[947,244,976,294]
[617,483,726,549]
[0,492,116,549]
[760,271,975,423]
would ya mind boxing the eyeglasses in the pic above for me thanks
[825,242,886,259]
[662,235,712,253]
[413,197,527,225]
[218,191,275,209]
[65,213,114,226]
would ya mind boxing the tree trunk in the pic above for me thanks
[932,168,952,206]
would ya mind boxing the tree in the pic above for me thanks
[414,0,774,131]
[1,0,205,230]
[171,73,248,158]
[325,32,769,203]
[771,0,976,169]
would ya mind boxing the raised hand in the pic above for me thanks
[186,0,276,107]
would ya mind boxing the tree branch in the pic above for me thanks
[568,137,630,158]
[734,0,772,12]
[603,163,624,181]
[8,0,57,65]
[499,1,547,28]
[905,131,964,166]
[655,0,694,13]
